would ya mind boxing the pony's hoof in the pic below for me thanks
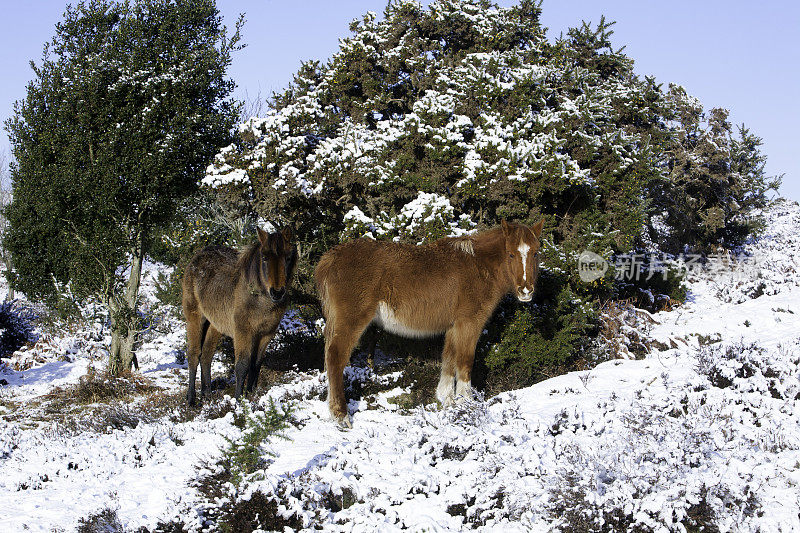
[333,414,352,429]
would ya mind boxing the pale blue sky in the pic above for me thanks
[1,1,797,199]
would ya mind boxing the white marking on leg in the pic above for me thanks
[437,372,455,405]
[518,242,530,282]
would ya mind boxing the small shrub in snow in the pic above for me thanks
[221,400,293,487]
[0,421,20,459]
[76,508,123,533]
[44,368,159,407]
[0,299,38,358]
[217,490,303,532]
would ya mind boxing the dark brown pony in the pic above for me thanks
[315,219,544,426]
[182,227,297,405]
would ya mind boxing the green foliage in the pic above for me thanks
[223,400,293,487]
[152,270,182,311]
[484,285,597,388]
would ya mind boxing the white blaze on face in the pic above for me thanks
[518,241,530,282]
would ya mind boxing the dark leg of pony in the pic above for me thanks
[233,330,255,399]
[200,324,221,398]
[186,316,207,406]
[366,326,379,370]
[246,334,275,394]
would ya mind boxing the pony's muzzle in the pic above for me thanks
[269,287,287,303]
[516,286,533,302]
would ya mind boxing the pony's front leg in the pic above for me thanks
[325,334,353,428]
[325,322,372,428]
[436,355,456,407]
[441,320,481,406]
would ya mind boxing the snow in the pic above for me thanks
[1,200,799,531]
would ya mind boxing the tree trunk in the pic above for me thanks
[108,229,144,375]
[3,254,13,301]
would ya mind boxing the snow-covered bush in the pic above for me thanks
[201,0,774,392]
[696,340,800,400]
[546,385,770,531]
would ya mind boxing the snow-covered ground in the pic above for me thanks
[1,200,799,532]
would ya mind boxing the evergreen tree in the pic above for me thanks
[5,0,242,373]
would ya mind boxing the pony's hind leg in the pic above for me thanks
[199,324,221,398]
[184,313,204,406]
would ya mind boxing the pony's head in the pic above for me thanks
[256,226,297,304]
[502,219,544,302]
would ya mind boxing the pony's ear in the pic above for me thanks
[257,227,269,247]
[501,219,510,237]
[532,218,544,237]
[281,225,294,244]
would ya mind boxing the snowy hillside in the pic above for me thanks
[1,199,799,532]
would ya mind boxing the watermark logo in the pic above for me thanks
[578,250,609,282]
[577,250,770,283]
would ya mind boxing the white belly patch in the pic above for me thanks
[374,301,437,338]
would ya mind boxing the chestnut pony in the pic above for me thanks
[315,219,544,426]
[182,227,297,405]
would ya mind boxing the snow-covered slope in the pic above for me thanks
[1,200,798,532]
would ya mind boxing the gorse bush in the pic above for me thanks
[485,286,596,386]
[199,0,776,391]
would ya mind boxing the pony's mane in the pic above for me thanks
[471,226,507,256]
[448,237,475,256]
[237,242,263,286]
